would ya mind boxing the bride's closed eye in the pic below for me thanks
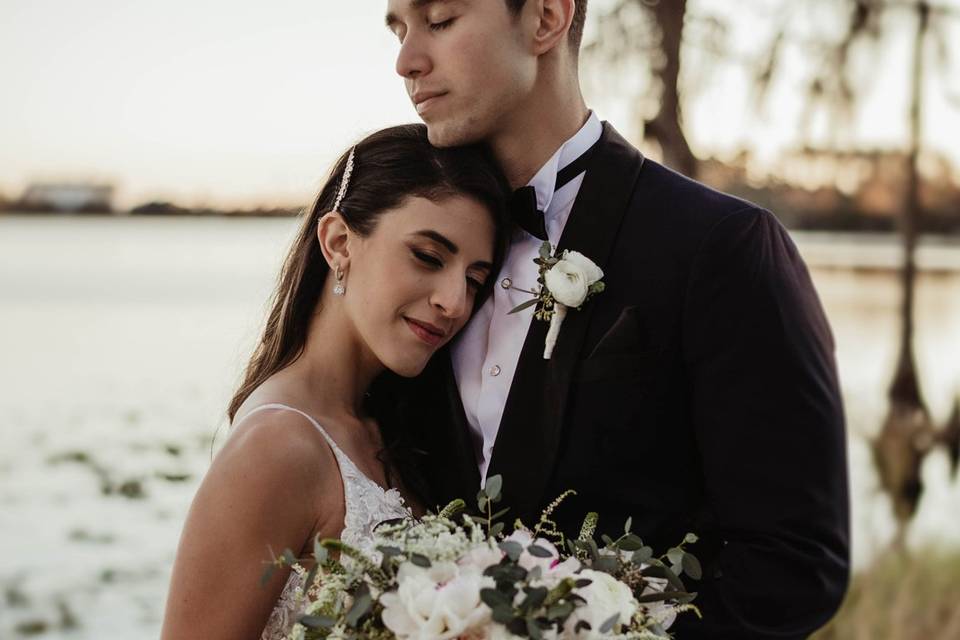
[412,249,484,291]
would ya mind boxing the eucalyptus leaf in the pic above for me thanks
[592,556,619,574]
[313,536,328,564]
[410,553,431,568]
[491,604,514,624]
[259,563,276,587]
[619,534,644,552]
[527,617,544,640]
[599,613,620,633]
[508,298,539,315]
[624,516,632,534]
[632,546,653,564]
[344,584,371,628]
[303,564,319,594]
[521,586,548,612]
[481,587,512,609]
[484,475,503,501]
[490,522,505,537]
[489,507,511,521]
[666,547,684,565]
[498,540,523,562]
[546,601,575,620]
[527,544,553,558]
[682,552,703,580]
[539,242,552,260]
[635,590,690,604]
[298,614,336,629]
[601,534,614,547]
[281,549,297,566]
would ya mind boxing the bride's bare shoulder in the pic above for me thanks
[219,407,338,484]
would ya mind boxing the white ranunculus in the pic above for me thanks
[458,541,504,572]
[503,531,580,587]
[565,569,639,638]
[544,260,590,307]
[561,251,604,285]
[380,561,493,640]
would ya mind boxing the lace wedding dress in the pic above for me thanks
[234,403,412,640]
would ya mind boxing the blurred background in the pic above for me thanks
[1,1,958,638]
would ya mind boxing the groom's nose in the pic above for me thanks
[395,31,432,79]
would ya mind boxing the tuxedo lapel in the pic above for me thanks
[422,349,481,507]
[487,123,645,521]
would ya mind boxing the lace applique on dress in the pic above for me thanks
[235,404,412,640]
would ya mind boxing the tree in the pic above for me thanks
[585,0,699,177]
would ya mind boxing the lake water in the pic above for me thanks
[1,215,959,638]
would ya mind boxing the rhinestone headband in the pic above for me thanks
[332,147,356,212]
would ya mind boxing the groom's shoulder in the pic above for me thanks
[636,157,765,226]
[600,124,767,230]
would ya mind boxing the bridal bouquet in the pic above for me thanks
[266,477,700,640]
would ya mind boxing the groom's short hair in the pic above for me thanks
[504,0,588,54]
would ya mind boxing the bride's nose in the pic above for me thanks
[430,272,469,320]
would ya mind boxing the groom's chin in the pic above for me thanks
[424,120,483,149]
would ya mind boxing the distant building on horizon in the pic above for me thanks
[20,182,115,213]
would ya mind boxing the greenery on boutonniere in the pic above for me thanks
[509,241,606,359]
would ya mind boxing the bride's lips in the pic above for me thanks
[412,90,447,116]
[405,317,447,347]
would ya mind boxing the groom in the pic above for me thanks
[385,0,850,637]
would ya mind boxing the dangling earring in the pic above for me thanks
[333,265,346,296]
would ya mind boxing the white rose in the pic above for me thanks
[565,569,638,638]
[545,260,590,307]
[380,561,493,640]
[561,251,604,285]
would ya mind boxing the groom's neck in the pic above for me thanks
[489,72,589,190]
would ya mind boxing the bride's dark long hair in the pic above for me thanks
[226,125,508,491]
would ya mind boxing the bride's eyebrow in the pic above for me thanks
[411,230,493,270]
[411,229,459,253]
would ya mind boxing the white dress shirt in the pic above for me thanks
[451,112,603,483]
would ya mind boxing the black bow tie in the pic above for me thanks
[510,140,599,241]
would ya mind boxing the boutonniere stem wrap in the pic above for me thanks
[509,242,605,359]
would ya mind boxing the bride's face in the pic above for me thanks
[343,194,495,377]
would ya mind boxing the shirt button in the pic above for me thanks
[500,277,512,290]
[490,365,502,377]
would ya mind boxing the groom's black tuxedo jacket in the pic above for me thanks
[401,123,849,639]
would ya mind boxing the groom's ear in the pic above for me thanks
[530,0,576,56]
[317,212,352,271]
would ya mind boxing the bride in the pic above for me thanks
[160,124,509,639]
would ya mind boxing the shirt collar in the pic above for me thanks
[526,110,602,214]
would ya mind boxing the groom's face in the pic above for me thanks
[386,0,536,147]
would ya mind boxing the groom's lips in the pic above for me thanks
[412,90,447,115]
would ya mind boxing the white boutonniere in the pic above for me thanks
[508,241,605,359]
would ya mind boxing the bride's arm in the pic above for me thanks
[161,411,342,640]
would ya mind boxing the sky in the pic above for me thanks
[1,0,958,209]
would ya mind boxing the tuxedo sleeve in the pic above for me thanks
[679,206,850,638]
